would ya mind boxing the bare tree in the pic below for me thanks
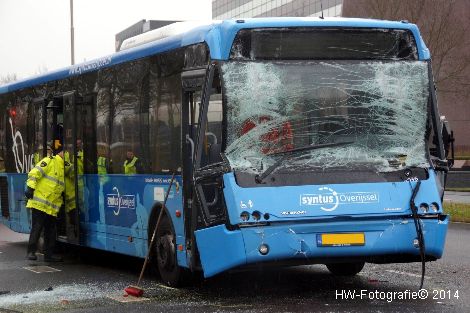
[0,73,18,85]
[343,0,470,98]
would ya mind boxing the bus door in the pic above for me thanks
[182,68,205,268]
[182,65,226,269]
[62,91,97,244]
[16,96,60,232]
[193,66,226,219]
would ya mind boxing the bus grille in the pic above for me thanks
[0,177,10,218]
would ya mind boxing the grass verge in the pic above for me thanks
[443,201,470,223]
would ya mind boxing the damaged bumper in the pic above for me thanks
[195,215,448,278]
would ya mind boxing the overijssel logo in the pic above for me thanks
[300,187,379,212]
[106,187,136,216]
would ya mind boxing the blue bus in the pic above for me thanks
[0,18,452,287]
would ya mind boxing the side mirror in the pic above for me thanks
[441,117,455,168]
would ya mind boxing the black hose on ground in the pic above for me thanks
[409,180,425,289]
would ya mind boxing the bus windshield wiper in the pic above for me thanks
[255,141,354,184]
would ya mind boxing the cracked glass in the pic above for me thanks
[222,61,429,175]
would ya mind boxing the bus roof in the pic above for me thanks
[0,17,429,95]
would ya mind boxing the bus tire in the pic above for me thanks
[154,215,184,287]
[326,262,365,276]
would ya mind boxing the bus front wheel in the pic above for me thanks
[155,215,183,287]
[326,262,365,276]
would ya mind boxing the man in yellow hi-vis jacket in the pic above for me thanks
[25,143,70,262]
[123,150,143,174]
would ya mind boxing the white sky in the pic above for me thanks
[0,0,212,79]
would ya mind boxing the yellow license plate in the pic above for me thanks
[317,233,365,247]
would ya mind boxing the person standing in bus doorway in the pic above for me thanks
[64,139,84,173]
[24,142,69,262]
[123,149,143,174]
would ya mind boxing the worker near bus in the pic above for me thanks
[24,141,70,262]
[76,139,84,174]
[123,149,143,174]
[64,155,76,222]
[65,139,84,174]
[97,154,110,175]
[64,139,85,226]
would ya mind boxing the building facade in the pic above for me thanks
[212,0,342,19]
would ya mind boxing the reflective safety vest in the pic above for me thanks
[65,150,84,175]
[26,155,66,217]
[97,156,107,174]
[34,150,52,166]
[76,150,84,175]
[124,157,138,175]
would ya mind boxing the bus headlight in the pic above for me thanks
[240,211,250,221]
[259,244,269,255]
[252,211,261,221]
[419,203,429,213]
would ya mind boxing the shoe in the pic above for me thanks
[44,255,63,262]
[26,252,37,261]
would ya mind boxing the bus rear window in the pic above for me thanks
[230,28,418,60]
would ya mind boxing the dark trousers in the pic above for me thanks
[27,209,57,257]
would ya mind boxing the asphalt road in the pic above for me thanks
[443,191,470,204]
[0,223,469,313]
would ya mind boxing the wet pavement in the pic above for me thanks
[0,223,469,313]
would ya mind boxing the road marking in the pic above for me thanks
[385,270,432,279]
[23,266,61,273]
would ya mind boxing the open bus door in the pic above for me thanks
[33,95,67,240]
[61,91,97,245]
[182,68,206,271]
[182,65,228,274]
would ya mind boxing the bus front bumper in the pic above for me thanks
[195,216,448,278]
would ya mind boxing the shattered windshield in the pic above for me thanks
[222,61,430,174]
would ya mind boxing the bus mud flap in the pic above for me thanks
[195,224,246,278]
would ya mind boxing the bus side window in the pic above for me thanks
[205,92,222,164]
[203,71,223,166]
